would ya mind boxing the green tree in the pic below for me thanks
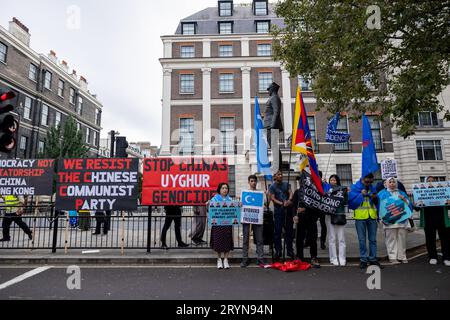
[40,116,89,159]
[272,0,450,137]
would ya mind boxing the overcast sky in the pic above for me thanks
[0,0,250,147]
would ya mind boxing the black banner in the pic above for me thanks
[55,158,139,211]
[299,171,345,214]
[0,159,55,196]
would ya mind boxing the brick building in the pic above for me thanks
[159,0,396,197]
[0,18,102,159]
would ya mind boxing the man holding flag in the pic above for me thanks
[348,115,382,270]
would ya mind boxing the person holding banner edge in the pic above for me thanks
[209,183,234,269]
[418,176,450,266]
[240,175,265,267]
[0,194,33,242]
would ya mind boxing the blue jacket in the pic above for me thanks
[348,180,377,210]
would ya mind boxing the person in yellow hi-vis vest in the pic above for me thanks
[348,173,382,270]
[0,195,33,242]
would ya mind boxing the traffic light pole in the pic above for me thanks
[110,130,115,158]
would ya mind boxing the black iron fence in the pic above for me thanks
[0,204,421,253]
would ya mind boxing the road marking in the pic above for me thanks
[0,266,53,290]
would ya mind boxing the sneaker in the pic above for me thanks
[240,259,249,268]
[369,260,384,269]
[389,259,400,265]
[400,260,408,264]
[178,242,189,248]
[311,258,321,269]
[359,261,368,269]
[444,260,450,267]
[330,260,339,266]
[429,259,438,265]
[339,261,347,267]
[257,259,266,266]
[217,258,223,269]
[223,258,230,269]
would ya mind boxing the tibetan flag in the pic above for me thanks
[291,86,324,194]
[362,114,380,178]
[254,96,272,179]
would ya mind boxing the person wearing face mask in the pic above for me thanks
[377,177,414,264]
[418,176,450,266]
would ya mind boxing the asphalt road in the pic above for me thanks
[0,255,449,300]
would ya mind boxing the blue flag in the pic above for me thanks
[242,191,264,207]
[255,97,272,179]
[326,113,350,143]
[362,114,379,178]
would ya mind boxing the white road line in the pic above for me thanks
[0,266,53,290]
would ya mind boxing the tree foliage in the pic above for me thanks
[40,116,89,159]
[272,0,450,137]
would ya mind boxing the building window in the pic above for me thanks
[219,73,234,93]
[23,96,32,120]
[76,122,81,132]
[44,71,52,89]
[86,128,90,144]
[29,63,38,81]
[363,74,376,90]
[336,164,353,188]
[93,131,98,147]
[257,44,272,56]
[180,46,195,58]
[416,140,443,161]
[19,136,28,151]
[0,42,6,63]
[69,88,76,105]
[219,45,233,57]
[220,117,235,154]
[367,115,383,151]
[258,72,273,92]
[41,104,49,126]
[77,96,83,115]
[95,109,101,126]
[416,111,439,127]
[182,23,196,35]
[179,118,194,155]
[219,1,233,16]
[57,79,65,97]
[334,115,350,151]
[38,141,45,154]
[307,116,318,152]
[55,111,61,127]
[298,75,313,91]
[254,0,268,15]
[219,22,233,34]
[180,74,195,94]
[256,21,270,33]
[420,176,446,182]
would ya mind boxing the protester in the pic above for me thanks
[241,175,265,267]
[93,210,109,236]
[349,173,382,269]
[318,171,327,250]
[160,205,189,249]
[269,170,294,261]
[78,210,91,231]
[0,195,33,242]
[190,205,207,245]
[377,177,413,264]
[209,183,234,269]
[292,170,328,268]
[324,174,348,266]
[419,176,450,266]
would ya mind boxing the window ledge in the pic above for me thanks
[28,78,38,83]
[179,92,195,95]
[219,91,235,94]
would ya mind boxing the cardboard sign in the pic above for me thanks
[142,157,228,205]
[299,171,345,214]
[381,159,398,179]
[55,158,139,211]
[208,200,241,226]
[240,190,264,225]
[412,181,450,207]
[0,159,55,196]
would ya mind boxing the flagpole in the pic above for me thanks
[323,144,334,181]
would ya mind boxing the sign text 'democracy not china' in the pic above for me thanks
[142,157,228,205]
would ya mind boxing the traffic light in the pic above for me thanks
[115,136,128,157]
[0,89,18,153]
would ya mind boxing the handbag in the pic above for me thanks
[331,213,347,226]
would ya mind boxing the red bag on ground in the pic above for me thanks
[263,260,311,272]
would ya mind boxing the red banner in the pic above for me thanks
[142,157,228,205]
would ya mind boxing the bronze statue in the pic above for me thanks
[263,82,283,171]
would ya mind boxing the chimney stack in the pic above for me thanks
[79,76,88,91]
[60,60,69,72]
[48,50,57,63]
[9,17,31,46]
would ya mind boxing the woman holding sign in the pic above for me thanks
[377,177,413,264]
[209,183,234,269]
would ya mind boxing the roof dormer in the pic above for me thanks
[253,0,268,16]
[218,1,233,17]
